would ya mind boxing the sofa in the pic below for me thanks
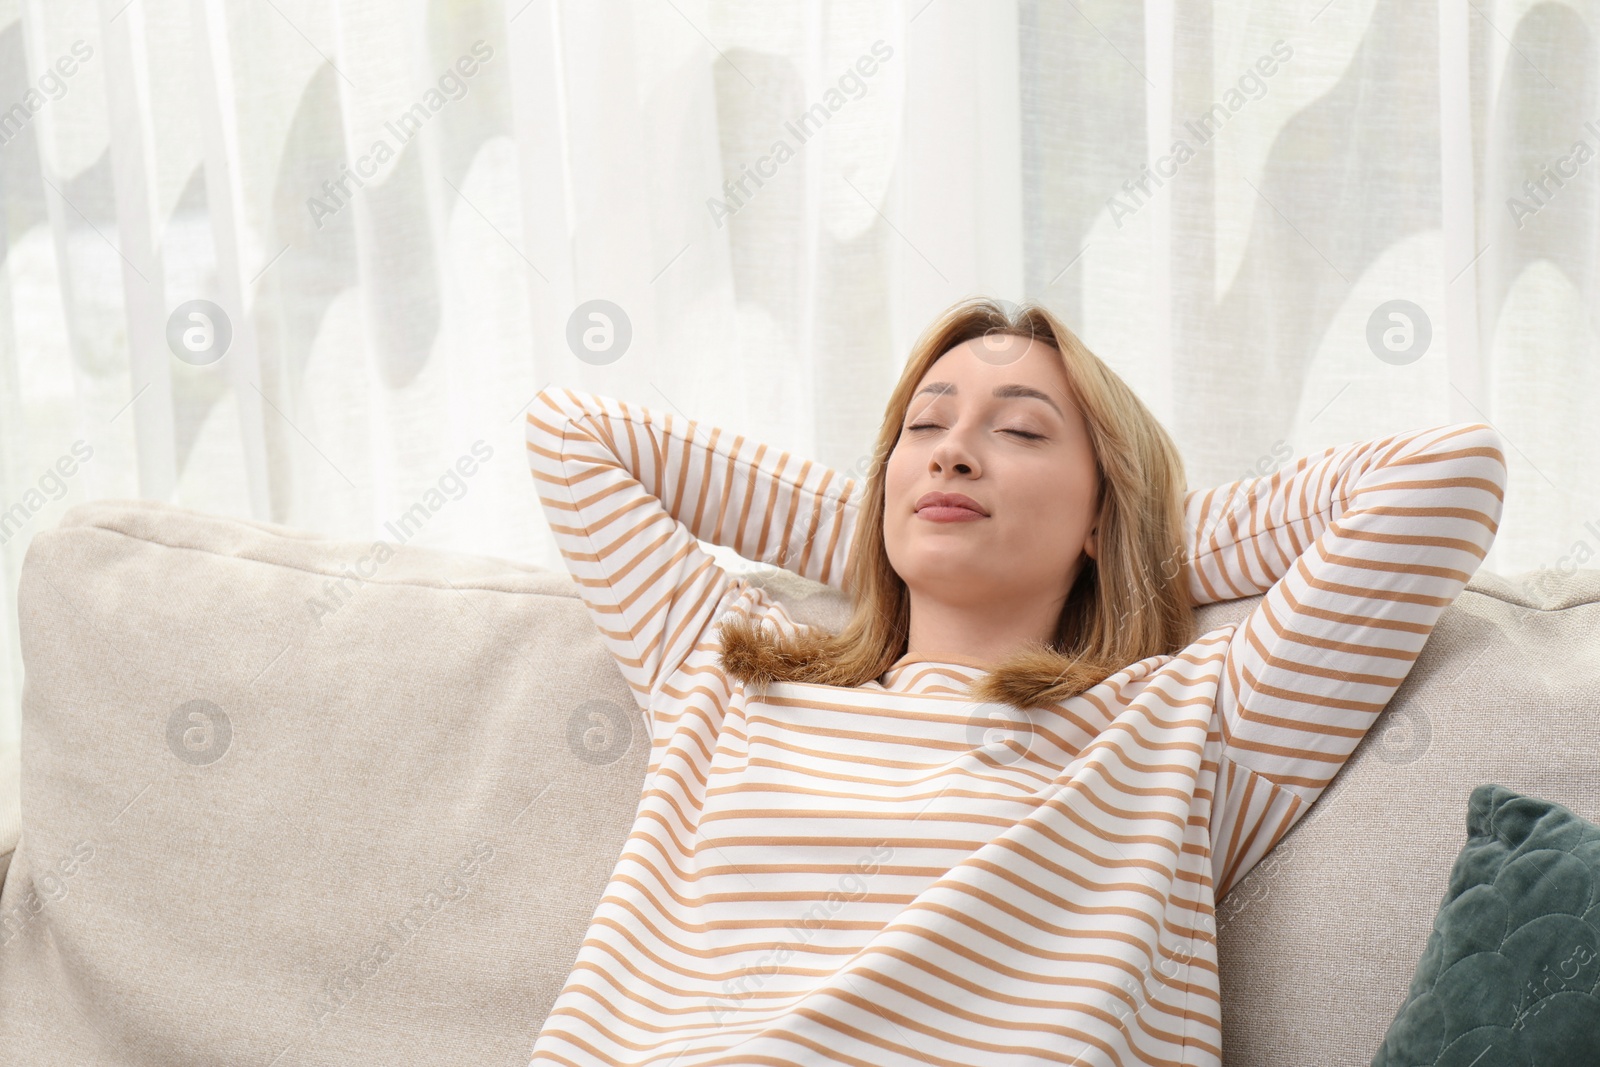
[0,497,1596,1065]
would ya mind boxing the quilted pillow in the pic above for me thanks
[1370,784,1600,1065]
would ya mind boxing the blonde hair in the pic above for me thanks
[717,297,1197,710]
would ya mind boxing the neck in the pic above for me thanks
[901,589,1066,669]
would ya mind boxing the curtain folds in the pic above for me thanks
[0,0,1593,743]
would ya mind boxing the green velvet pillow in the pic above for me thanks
[1371,784,1600,1066]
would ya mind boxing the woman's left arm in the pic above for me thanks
[1182,423,1508,895]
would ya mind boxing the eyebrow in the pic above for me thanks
[911,381,1065,418]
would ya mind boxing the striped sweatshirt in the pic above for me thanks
[523,386,1507,1067]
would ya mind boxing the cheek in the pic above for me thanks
[883,451,910,501]
[1011,483,1083,545]
[881,457,910,548]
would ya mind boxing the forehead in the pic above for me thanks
[914,334,1072,401]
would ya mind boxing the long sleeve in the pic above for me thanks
[524,387,861,722]
[1186,423,1508,898]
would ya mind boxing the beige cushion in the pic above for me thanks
[0,497,1595,1065]
[0,499,652,1064]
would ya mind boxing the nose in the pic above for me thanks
[929,423,979,477]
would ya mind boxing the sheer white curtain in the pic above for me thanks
[1,0,1595,746]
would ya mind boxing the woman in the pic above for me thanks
[523,298,1506,1066]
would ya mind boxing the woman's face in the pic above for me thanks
[883,334,1102,616]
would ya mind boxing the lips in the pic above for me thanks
[914,492,988,516]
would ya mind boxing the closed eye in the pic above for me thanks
[906,424,1042,440]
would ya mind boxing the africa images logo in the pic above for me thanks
[706,39,895,228]
[305,40,496,230]
[1106,39,1294,229]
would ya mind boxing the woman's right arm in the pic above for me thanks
[525,387,861,718]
